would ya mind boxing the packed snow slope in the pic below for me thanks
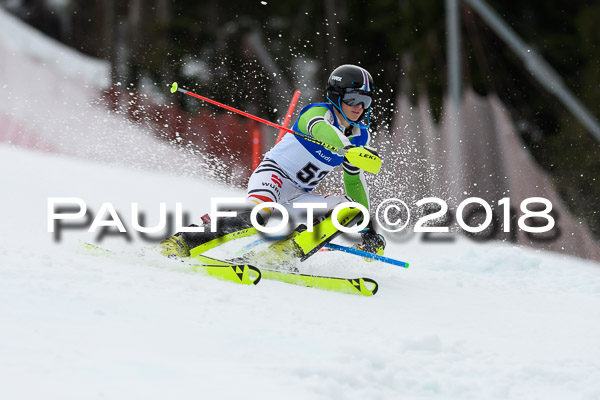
[1,144,600,400]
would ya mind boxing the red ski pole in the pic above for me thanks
[170,82,298,136]
[169,82,382,174]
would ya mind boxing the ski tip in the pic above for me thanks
[170,82,179,93]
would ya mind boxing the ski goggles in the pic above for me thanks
[342,91,372,109]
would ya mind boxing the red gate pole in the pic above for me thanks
[275,90,301,144]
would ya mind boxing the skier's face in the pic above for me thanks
[341,101,364,121]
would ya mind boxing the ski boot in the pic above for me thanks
[158,213,211,258]
[159,234,190,258]
[238,228,304,272]
[239,206,363,271]
[159,212,261,258]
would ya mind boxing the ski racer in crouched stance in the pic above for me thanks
[159,64,386,268]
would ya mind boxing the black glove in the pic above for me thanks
[359,221,386,255]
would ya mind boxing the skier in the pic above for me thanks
[160,64,386,267]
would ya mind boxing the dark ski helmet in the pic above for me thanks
[326,64,374,126]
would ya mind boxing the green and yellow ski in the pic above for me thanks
[80,242,378,295]
[190,253,378,296]
[260,269,378,296]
